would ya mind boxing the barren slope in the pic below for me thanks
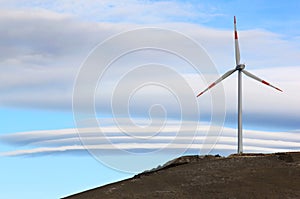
[63,152,300,199]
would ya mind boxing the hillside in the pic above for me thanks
[63,152,300,199]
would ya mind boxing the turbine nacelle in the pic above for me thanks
[236,64,245,70]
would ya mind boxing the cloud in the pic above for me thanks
[0,9,135,110]
[1,120,300,156]
[0,0,223,24]
[0,6,299,129]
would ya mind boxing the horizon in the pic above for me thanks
[1,1,300,198]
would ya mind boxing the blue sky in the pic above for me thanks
[1,0,300,198]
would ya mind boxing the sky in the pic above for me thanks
[0,0,300,198]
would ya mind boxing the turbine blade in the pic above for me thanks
[234,16,240,66]
[242,70,283,92]
[197,69,237,97]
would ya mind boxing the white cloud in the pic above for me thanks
[0,0,222,24]
[0,6,299,129]
[1,121,300,156]
[0,144,292,157]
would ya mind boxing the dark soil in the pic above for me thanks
[63,152,300,199]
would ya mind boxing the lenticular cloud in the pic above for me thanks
[1,121,300,156]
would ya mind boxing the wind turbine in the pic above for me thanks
[197,16,282,154]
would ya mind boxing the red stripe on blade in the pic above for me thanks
[262,80,270,85]
[234,16,236,24]
[197,92,204,97]
[208,82,216,89]
[235,31,238,39]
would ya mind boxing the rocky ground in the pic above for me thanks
[63,152,300,199]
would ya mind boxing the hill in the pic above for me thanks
[63,152,300,199]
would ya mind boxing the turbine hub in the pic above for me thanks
[236,64,245,70]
